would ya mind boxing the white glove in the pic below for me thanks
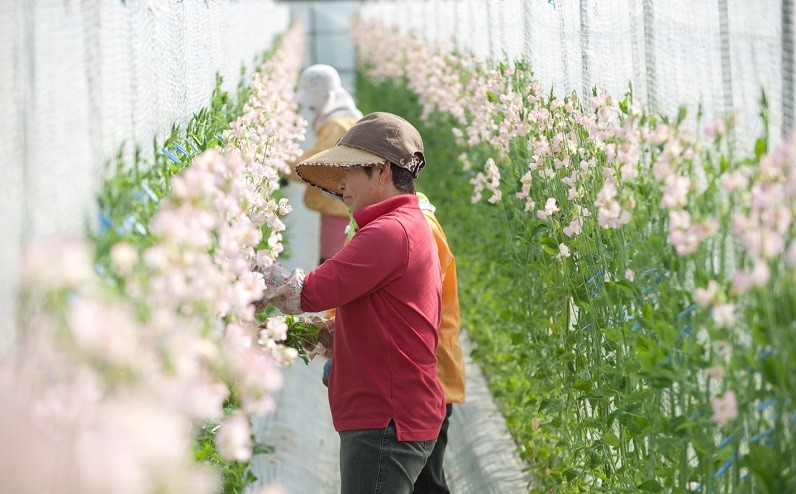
[257,263,305,315]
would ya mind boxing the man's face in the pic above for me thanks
[339,166,381,213]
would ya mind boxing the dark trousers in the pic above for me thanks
[339,421,435,494]
[413,404,453,494]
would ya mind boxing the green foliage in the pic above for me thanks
[92,73,249,266]
[357,71,796,493]
[194,400,265,494]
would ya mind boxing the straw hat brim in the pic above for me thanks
[295,145,386,197]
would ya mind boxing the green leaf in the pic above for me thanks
[572,379,593,392]
[720,154,729,173]
[637,479,664,491]
[602,432,620,448]
[754,137,768,159]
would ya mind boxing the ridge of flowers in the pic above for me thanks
[1,22,306,494]
[353,13,796,489]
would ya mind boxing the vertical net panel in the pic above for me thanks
[728,0,784,149]
[155,1,188,138]
[457,0,475,55]
[468,0,491,60]
[560,0,583,98]
[99,2,135,162]
[429,0,440,44]
[0,0,23,356]
[29,2,97,238]
[784,0,796,138]
[586,0,642,103]
[129,1,158,161]
[205,2,228,95]
[439,0,458,50]
[500,0,525,61]
[486,0,498,59]
[183,6,214,117]
[526,0,566,96]
[411,0,425,38]
[650,1,724,129]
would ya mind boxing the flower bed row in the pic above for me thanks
[2,23,307,494]
[354,17,796,493]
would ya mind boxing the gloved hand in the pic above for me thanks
[255,263,305,315]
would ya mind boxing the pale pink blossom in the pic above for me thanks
[708,366,725,380]
[625,269,635,282]
[23,239,96,290]
[703,118,726,138]
[750,260,771,286]
[261,318,289,342]
[537,198,560,220]
[563,217,583,237]
[694,280,719,308]
[515,171,532,201]
[556,243,571,260]
[215,412,252,462]
[711,303,736,329]
[660,175,691,209]
[110,242,139,275]
[731,270,754,295]
[720,171,749,192]
[710,390,738,425]
[786,241,796,267]
[458,153,472,171]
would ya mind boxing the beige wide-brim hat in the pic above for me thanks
[295,112,426,198]
[295,145,387,197]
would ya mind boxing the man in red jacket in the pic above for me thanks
[260,112,445,494]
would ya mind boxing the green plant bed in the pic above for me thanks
[357,74,546,479]
[356,72,796,493]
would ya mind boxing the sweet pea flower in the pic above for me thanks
[110,242,139,275]
[708,366,725,380]
[694,280,719,308]
[563,217,583,237]
[710,390,738,426]
[711,303,736,329]
[215,412,252,462]
[556,243,571,260]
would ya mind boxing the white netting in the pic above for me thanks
[360,0,793,152]
[0,0,290,355]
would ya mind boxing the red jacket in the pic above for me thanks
[301,194,445,441]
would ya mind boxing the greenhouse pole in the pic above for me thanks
[20,0,34,247]
[642,0,658,111]
[783,0,795,135]
[718,0,734,117]
[486,0,494,59]
[558,3,571,94]
[523,0,533,59]
[580,0,590,102]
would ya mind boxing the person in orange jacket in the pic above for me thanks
[319,191,466,493]
[290,64,362,264]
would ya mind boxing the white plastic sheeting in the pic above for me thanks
[0,0,290,356]
[360,0,794,151]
